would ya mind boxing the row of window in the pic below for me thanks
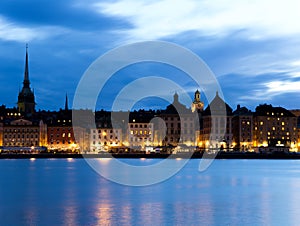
[92,135,119,140]
[4,129,38,133]
[49,133,72,138]
[4,134,38,139]
[130,137,152,142]
[130,124,152,128]
[130,130,151,135]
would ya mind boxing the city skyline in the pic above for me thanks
[1,1,300,111]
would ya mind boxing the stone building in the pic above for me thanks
[253,104,297,149]
[0,119,47,151]
[232,105,253,150]
[201,92,233,149]
[159,93,198,147]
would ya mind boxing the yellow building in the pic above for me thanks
[1,119,46,150]
[253,105,297,150]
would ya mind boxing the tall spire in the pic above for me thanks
[17,44,35,114]
[65,93,69,111]
[23,43,30,88]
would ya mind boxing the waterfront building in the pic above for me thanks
[47,120,77,152]
[128,119,154,150]
[253,104,297,150]
[17,45,35,115]
[232,105,253,151]
[289,109,300,151]
[159,93,198,147]
[0,119,47,150]
[201,92,233,149]
[90,127,122,152]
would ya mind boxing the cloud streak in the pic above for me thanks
[94,0,300,41]
[0,15,69,42]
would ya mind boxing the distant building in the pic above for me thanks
[0,119,46,148]
[17,45,35,115]
[253,104,297,149]
[232,105,253,150]
[47,120,77,152]
[159,93,198,147]
[201,91,233,149]
[128,119,154,150]
[90,128,122,152]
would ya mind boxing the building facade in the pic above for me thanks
[253,104,297,149]
[90,128,122,152]
[232,105,253,150]
[0,119,46,150]
[200,92,233,149]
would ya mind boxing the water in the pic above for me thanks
[1,158,300,225]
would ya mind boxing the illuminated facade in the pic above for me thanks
[1,119,46,147]
[201,92,233,149]
[128,121,154,150]
[253,104,297,149]
[47,124,77,151]
[160,93,198,147]
[232,105,253,150]
[90,128,122,152]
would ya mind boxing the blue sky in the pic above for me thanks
[1,0,300,111]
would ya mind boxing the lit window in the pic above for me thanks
[272,127,275,130]
[282,122,285,125]
[130,130,133,135]
[260,122,263,125]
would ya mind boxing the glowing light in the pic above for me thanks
[176,158,182,161]
[30,158,36,161]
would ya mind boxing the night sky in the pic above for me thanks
[1,0,300,111]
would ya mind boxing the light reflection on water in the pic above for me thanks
[1,159,300,225]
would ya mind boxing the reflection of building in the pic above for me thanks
[1,119,46,147]
[253,104,297,149]
[17,45,35,115]
[201,92,233,149]
[232,105,253,150]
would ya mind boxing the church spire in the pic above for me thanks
[23,44,30,88]
[17,44,35,114]
[65,93,69,111]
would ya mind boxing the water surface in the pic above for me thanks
[0,158,300,225]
